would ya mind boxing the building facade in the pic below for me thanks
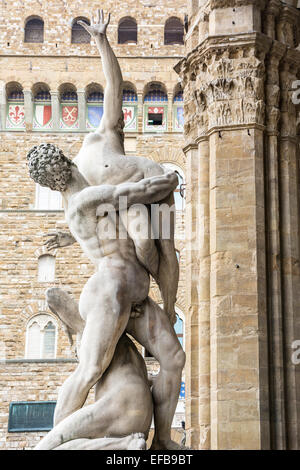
[0,0,187,449]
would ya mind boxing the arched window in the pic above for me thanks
[38,255,55,283]
[24,17,44,43]
[86,84,104,129]
[26,314,57,359]
[161,162,185,211]
[6,83,25,130]
[71,17,91,44]
[33,84,52,130]
[164,17,184,45]
[122,86,138,132]
[59,84,78,130]
[144,84,168,132]
[118,17,137,44]
[173,88,184,132]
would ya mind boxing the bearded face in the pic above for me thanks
[27,143,73,192]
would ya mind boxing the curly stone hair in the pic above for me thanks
[27,143,73,192]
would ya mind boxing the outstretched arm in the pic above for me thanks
[78,10,123,132]
[75,172,178,212]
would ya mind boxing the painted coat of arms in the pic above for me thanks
[34,105,52,129]
[123,106,137,131]
[148,106,164,116]
[145,106,166,131]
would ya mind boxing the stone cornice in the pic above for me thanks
[182,142,198,154]
[205,122,265,136]
[187,124,266,145]
[195,135,209,144]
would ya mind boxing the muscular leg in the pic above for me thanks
[36,332,152,450]
[36,395,120,449]
[156,237,179,324]
[126,297,185,450]
[154,191,179,325]
[36,380,150,450]
[54,271,131,425]
[45,286,182,448]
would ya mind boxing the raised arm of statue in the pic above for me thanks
[78,10,123,132]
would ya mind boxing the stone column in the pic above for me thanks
[177,4,272,450]
[23,89,33,132]
[50,91,60,131]
[177,0,300,450]
[0,82,6,130]
[209,126,269,450]
[77,90,86,132]
[197,135,211,450]
[265,43,287,450]
[263,0,281,39]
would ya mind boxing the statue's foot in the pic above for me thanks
[150,439,188,450]
[126,433,146,450]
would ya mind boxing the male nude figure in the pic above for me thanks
[28,143,185,450]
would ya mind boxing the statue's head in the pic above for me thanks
[27,143,74,192]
